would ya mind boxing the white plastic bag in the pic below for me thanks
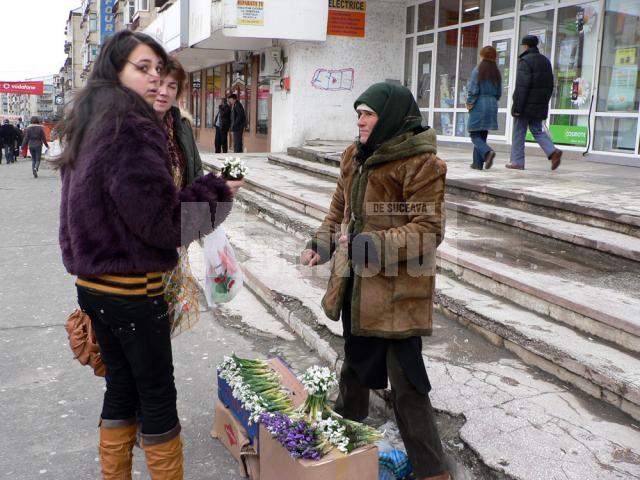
[47,140,62,158]
[203,228,243,307]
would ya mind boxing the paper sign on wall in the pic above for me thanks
[328,0,366,37]
[237,0,264,26]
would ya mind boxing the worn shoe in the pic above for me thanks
[549,149,562,170]
[32,169,37,178]
[470,164,483,170]
[484,150,495,169]
[505,163,524,170]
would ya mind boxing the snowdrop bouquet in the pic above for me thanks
[297,365,338,421]
[217,354,294,423]
[221,156,248,180]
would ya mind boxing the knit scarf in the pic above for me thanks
[163,112,186,188]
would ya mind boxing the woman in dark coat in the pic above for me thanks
[57,30,236,479]
[22,116,49,177]
[466,46,502,170]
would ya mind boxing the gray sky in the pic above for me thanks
[0,0,83,80]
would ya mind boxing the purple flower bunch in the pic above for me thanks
[260,412,322,460]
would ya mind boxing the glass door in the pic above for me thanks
[414,45,434,128]
[489,34,513,141]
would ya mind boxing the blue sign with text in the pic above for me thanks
[100,0,116,45]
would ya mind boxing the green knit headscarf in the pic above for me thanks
[354,82,424,161]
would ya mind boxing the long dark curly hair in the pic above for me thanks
[54,30,168,168]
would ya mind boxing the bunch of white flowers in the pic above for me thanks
[317,417,349,454]
[221,156,249,180]
[299,366,338,395]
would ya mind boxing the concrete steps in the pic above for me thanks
[285,145,640,238]
[202,154,640,420]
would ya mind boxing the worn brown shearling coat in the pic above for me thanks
[309,128,446,339]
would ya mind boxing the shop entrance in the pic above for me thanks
[489,34,514,142]
[415,45,434,128]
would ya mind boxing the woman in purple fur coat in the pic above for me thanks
[56,30,238,479]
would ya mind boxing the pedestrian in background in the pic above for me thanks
[466,46,501,170]
[507,35,562,170]
[14,123,23,160]
[227,93,246,153]
[56,30,235,479]
[301,82,449,480]
[214,101,231,153]
[22,116,48,177]
[0,119,19,164]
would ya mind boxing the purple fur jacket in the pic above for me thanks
[59,111,232,277]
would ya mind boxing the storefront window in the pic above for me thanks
[406,5,415,34]
[594,117,637,152]
[418,1,435,31]
[458,25,483,107]
[439,0,459,27]
[205,68,215,129]
[231,62,251,133]
[434,112,454,136]
[417,50,433,109]
[417,33,434,45]
[490,18,514,32]
[596,0,640,112]
[491,0,515,16]
[521,0,554,10]
[435,30,457,108]
[257,76,269,135]
[519,9,554,58]
[552,3,600,111]
[404,37,414,89]
[191,72,201,129]
[462,0,484,23]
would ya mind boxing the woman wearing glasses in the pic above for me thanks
[57,30,234,479]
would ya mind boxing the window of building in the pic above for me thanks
[458,25,483,108]
[435,30,457,109]
[439,0,459,28]
[491,0,515,16]
[231,62,251,133]
[490,18,514,32]
[462,0,484,23]
[257,76,270,135]
[89,13,97,32]
[552,2,600,112]
[191,72,201,129]
[205,68,215,129]
[404,37,414,89]
[407,5,415,34]
[418,1,435,32]
[434,112,454,136]
[417,33,434,45]
[519,9,554,58]
[521,0,554,10]
[136,0,149,12]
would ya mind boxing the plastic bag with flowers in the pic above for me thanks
[163,246,200,337]
[203,228,243,306]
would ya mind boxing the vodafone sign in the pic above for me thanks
[0,81,45,95]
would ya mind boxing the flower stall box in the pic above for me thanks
[217,357,307,443]
[210,400,256,478]
[258,424,379,480]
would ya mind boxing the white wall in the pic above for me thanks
[271,0,405,151]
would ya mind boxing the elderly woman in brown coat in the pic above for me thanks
[301,82,448,480]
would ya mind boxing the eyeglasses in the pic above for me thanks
[127,61,164,77]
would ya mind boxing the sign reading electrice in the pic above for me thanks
[100,0,116,45]
[328,0,366,38]
[0,81,44,95]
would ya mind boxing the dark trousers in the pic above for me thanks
[215,126,229,153]
[30,145,42,172]
[232,128,244,153]
[77,287,180,440]
[469,130,491,169]
[335,349,447,478]
[4,144,14,163]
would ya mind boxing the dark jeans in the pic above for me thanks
[4,144,14,163]
[232,128,244,153]
[469,130,491,169]
[77,287,180,440]
[335,349,447,478]
[215,126,229,153]
[30,145,42,172]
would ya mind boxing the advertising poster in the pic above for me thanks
[237,0,264,26]
[607,47,637,111]
[328,0,367,37]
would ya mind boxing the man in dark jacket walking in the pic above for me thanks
[0,120,19,164]
[507,35,562,170]
[228,93,246,153]
[214,101,231,153]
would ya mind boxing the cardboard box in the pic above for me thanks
[217,357,308,443]
[258,425,379,480]
[211,400,254,477]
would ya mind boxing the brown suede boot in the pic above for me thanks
[99,421,137,480]
[141,435,184,480]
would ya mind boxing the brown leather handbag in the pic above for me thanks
[64,309,106,377]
